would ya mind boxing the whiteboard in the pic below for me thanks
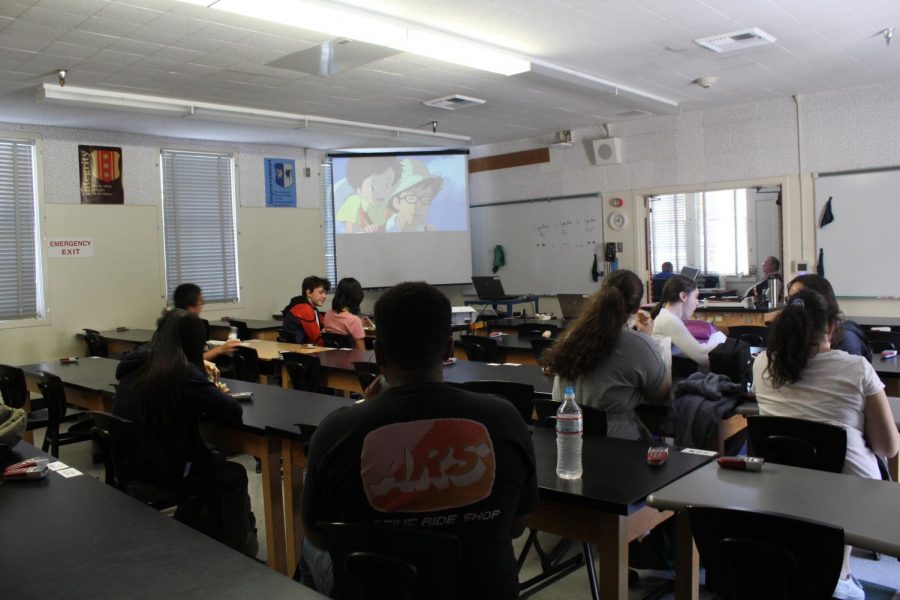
[814,168,900,298]
[470,194,604,295]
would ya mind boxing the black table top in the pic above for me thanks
[20,357,119,394]
[0,442,323,600]
[694,305,778,314]
[494,317,570,329]
[529,428,714,516]
[92,328,155,343]
[209,319,281,330]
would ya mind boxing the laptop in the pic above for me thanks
[679,266,702,281]
[471,276,518,300]
[557,293,589,319]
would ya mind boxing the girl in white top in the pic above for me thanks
[652,275,725,369]
[752,289,898,599]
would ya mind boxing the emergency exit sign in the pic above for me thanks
[47,237,93,258]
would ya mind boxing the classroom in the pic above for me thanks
[1,1,899,599]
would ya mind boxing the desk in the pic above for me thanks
[0,442,323,599]
[209,318,282,341]
[17,358,290,575]
[455,331,542,365]
[847,316,900,331]
[646,461,900,600]
[465,294,539,316]
[693,305,779,333]
[528,429,714,599]
[88,328,155,355]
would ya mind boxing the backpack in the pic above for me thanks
[708,337,752,390]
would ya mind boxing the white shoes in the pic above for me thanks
[833,574,865,600]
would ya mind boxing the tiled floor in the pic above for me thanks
[46,428,900,599]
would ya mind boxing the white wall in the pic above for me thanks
[0,122,327,365]
[468,80,900,319]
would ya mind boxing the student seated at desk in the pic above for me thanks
[543,270,670,441]
[297,282,538,599]
[652,275,725,370]
[322,277,367,350]
[172,282,241,361]
[753,290,899,600]
[786,274,871,360]
[113,309,257,556]
[282,275,331,345]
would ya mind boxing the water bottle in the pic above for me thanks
[228,326,239,341]
[556,386,583,479]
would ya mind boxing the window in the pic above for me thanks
[649,189,749,277]
[0,138,43,321]
[322,157,336,282]
[160,150,239,304]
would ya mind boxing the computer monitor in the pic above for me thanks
[679,266,701,281]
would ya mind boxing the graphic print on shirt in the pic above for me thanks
[361,418,496,513]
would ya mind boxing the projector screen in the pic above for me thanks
[331,151,472,288]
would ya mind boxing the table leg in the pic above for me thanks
[282,437,308,572]
[594,513,628,599]
[673,511,699,600]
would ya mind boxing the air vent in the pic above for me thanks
[694,28,776,53]
[422,94,486,110]
[615,109,652,118]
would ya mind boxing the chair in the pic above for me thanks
[458,335,501,363]
[671,355,699,378]
[869,340,896,354]
[529,337,556,363]
[727,326,769,347]
[322,332,353,349]
[231,345,261,383]
[516,323,559,338]
[687,506,844,600]
[281,352,322,392]
[83,328,109,358]
[35,371,94,458]
[276,329,294,343]
[352,362,380,394]
[650,278,665,302]
[318,522,461,600]
[746,416,846,473]
[532,398,607,436]
[450,381,534,423]
[226,319,251,341]
[0,364,48,433]
[866,329,900,349]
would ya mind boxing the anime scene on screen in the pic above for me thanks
[332,154,468,234]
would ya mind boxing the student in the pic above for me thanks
[282,276,331,345]
[786,274,871,360]
[752,290,898,600]
[113,309,257,556]
[298,282,538,599]
[172,282,240,361]
[743,255,783,302]
[652,261,675,282]
[322,277,367,350]
[653,275,725,369]
[543,270,670,440]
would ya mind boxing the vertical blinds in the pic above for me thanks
[322,159,336,283]
[0,140,40,320]
[649,193,686,273]
[161,150,239,304]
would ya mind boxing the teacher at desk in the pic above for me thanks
[742,255,783,304]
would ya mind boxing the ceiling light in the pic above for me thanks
[181,0,529,75]
[36,84,471,145]
[695,28,776,53]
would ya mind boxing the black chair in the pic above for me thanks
[529,337,556,363]
[318,522,461,600]
[450,381,534,423]
[0,364,48,434]
[276,329,294,343]
[746,416,846,473]
[650,278,666,302]
[352,362,380,394]
[671,355,699,378]
[83,328,109,358]
[458,335,501,363]
[35,371,94,458]
[687,506,844,600]
[322,332,353,349]
[727,326,770,347]
[231,345,261,383]
[225,319,251,341]
[866,330,900,349]
[869,340,896,354]
[282,352,322,392]
[516,323,559,338]
[532,398,607,436]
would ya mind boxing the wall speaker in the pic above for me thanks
[592,137,622,165]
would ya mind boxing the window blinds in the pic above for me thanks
[161,150,239,304]
[649,193,686,273]
[0,140,40,320]
[322,159,336,283]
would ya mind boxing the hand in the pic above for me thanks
[634,310,654,335]
[221,338,242,353]
[204,360,220,382]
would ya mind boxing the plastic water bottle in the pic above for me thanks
[556,386,583,479]
[228,326,239,341]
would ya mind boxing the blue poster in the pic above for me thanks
[264,158,297,207]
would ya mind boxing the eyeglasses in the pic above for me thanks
[396,191,434,205]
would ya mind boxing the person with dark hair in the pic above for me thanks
[282,275,331,345]
[322,277,367,350]
[653,275,725,369]
[742,255,783,302]
[652,261,675,281]
[113,309,257,556]
[543,270,670,440]
[336,157,401,233]
[298,282,538,599]
[786,274,871,360]
[753,289,898,600]
[171,282,241,361]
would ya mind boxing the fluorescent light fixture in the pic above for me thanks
[37,83,471,144]
[179,0,530,75]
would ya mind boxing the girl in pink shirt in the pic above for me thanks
[322,278,367,350]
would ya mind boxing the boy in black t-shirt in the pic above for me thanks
[298,282,538,599]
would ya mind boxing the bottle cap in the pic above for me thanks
[564,386,574,395]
